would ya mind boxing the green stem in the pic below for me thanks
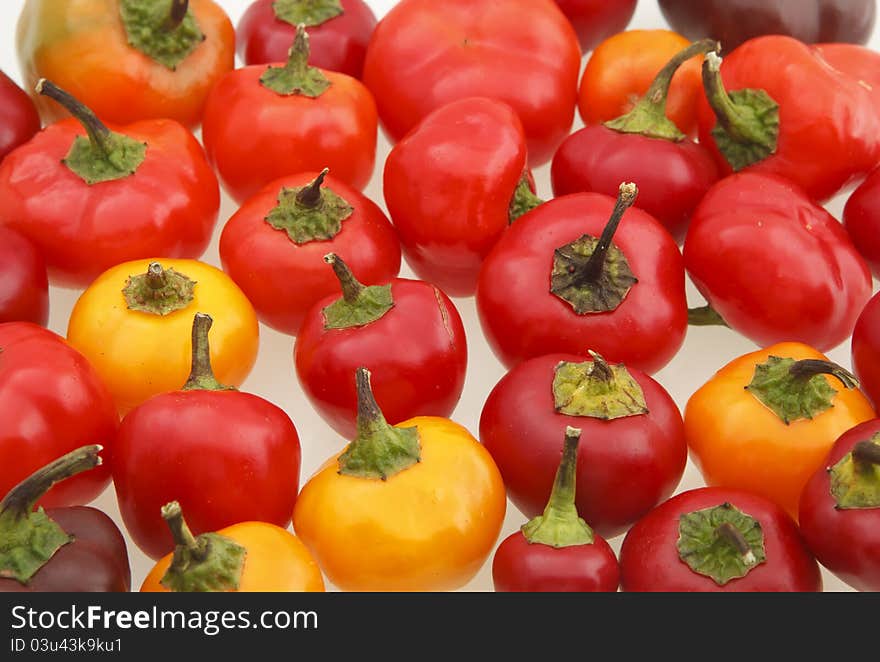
[161,501,206,560]
[641,39,718,113]
[688,304,728,327]
[165,0,189,30]
[297,168,329,208]
[182,313,232,392]
[788,359,859,390]
[581,182,638,282]
[852,440,880,467]
[0,446,102,520]
[715,522,757,566]
[35,79,113,158]
[702,52,754,144]
[146,262,167,290]
[324,253,363,304]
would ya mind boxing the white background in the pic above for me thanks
[2,0,877,592]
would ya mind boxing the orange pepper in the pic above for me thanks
[66,258,259,415]
[684,342,876,519]
[578,29,704,136]
[141,502,324,592]
[16,0,234,128]
[293,368,507,591]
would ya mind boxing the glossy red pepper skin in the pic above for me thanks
[295,278,467,439]
[799,419,880,592]
[363,0,581,166]
[553,0,637,53]
[814,43,880,113]
[696,36,880,203]
[659,0,876,52]
[0,70,40,163]
[551,126,719,242]
[201,63,376,204]
[0,227,48,326]
[0,323,117,508]
[237,0,377,78]
[0,507,130,593]
[480,353,687,538]
[844,166,880,279]
[0,118,220,288]
[851,291,880,409]
[476,193,688,374]
[113,389,302,560]
[219,172,401,335]
[620,487,823,592]
[684,172,872,352]
[383,97,530,297]
[492,531,620,592]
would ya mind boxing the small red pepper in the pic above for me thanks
[0,80,220,288]
[684,172,872,352]
[553,0,637,53]
[0,70,40,163]
[237,0,377,78]
[0,227,48,326]
[0,446,130,593]
[844,166,880,279]
[552,39,720,242]
[696,36,880,203]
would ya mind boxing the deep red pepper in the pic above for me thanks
[112,314,302,560]
[0,447,130,593]
[480,352,687,538]
[553,0,637,53]
[219,170,400,335]
[0,70,40,164]
[237,0,377,78]
[492,427,620,593]
[851,290,880,409]
[620,487,822,592]
[799,418,880,592]
[295,255,467,439]
[659,0,876,52]
[0,323,117,508]
[383,97,537,297]
[476,184,687,374]
[684,172,871,352]
[695,36,880,203]
[0,80,219,288]
[552,39,720,242]
[0,227,48,326]
[844,166,880,279]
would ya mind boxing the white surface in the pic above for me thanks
[1,0,876,592]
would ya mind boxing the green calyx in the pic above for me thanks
[321,253,394,330]
[273,0,344,27]
[677,502,767,586]
[702,52,780,171]
[0,446,103,585]
[745,356,859,425]
[264,169,354,244]
[508,172,544,223]
[605,39,719,142]
[36,79,147,185]
[550,182,639,314]
[120,0,205,70]
[122,262,196,316]
[552,351,648,420]
[260,23,331,97]
[829,434,880,509]
[688,304,728,327]
[522,427,594,547]
[337,368,421,480]
[182,313,236,392]
[159,502,247,592]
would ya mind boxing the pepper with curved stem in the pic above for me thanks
[297,168,330,207]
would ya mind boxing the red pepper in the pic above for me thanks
[219,170,400,335]
[553,0,637,53]
[295,254,467,439]
[696,36,880,202]
[851,291,880,409]
[0,323,117,508]
[0,81,219,288]
[0,446,130,593]
[383,97,537,297]
[112,314,302,560]
[362,0,581,165]
[0,227,48,326]
[552,39,720,242]
[0,70,40,163]
[684,172,871,352]
[844,166,880,278]
[476,184,688,374]
[813,43,880,114]
[237,0,377,78]
[202,25,377,203]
